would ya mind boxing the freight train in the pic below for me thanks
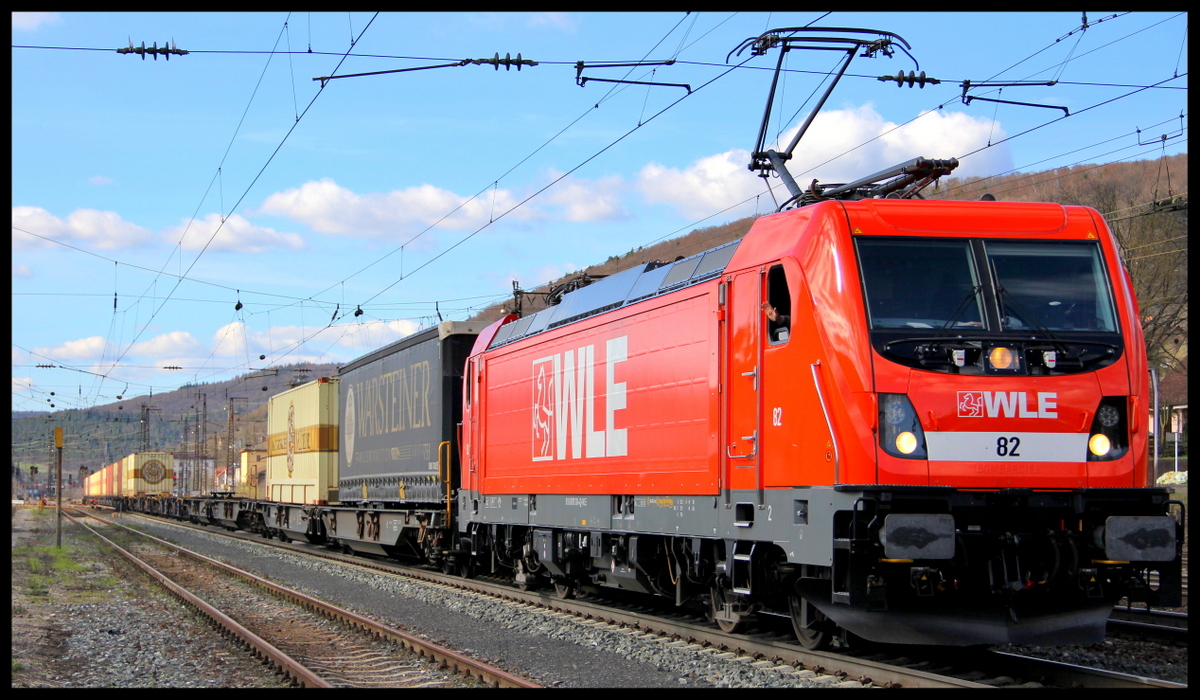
[91,25,1183,650]
[96,195,1183,648]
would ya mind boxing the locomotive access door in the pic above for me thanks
[723,269,763,500]
[464,357,481,494]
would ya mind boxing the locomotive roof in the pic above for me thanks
[489,239,741,349]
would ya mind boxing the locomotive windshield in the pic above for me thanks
[986,241,1117,333]
[857,239,983,330]
[855,237,1122,374]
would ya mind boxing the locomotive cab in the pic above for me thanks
[780,199,1183,646]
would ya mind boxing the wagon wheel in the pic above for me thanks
[710,586,748,634]
[443,548,475,579]
[789,592,832,650]
[553,578,577,599]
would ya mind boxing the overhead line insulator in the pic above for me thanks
[470,52,538,71]
[117,39,189,61]
[878,70,939,88]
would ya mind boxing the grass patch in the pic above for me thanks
[27,575,51,597]
[51,554,86,572]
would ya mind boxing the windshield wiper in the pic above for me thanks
[935,284,984,336]
[988,256,1063,344]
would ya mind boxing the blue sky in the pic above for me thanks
[12,12,1188,412]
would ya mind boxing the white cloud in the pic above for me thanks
[337,319,423,351]
[165,212,306,253]
[129,331,204,358]
[637,149,763,220]
[775,104,1012,183]
[637,104,1013,218]
[212,319,422,362]
[89,175,114,186]
[12,12,61,30]
[13,263,32,278]
[13,377,35,394]
[211,321,251,358]
[542,175,629,222]
[34,336,108,361]
[12,206,153,250]
[258,178,535,247]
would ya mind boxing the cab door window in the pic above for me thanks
[765,264,791,344]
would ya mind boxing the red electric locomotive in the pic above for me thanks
[452,26,1183,647]
[457,194,1182,648]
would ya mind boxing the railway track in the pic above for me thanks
[114,508,1186,688]
[1108,607,1189,644]
[65,509,539,688]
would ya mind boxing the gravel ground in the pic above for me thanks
[12,506,288,688]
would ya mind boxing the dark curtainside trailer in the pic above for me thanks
[337,321,482,505]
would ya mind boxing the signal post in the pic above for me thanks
[54,427,63,548]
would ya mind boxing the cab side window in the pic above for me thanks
[766,264,791,344]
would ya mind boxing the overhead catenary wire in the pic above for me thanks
[84,14,381,405]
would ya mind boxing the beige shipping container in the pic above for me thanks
[83,468,104,498]
[267,377,339,504]
[237,449,269,499]
[119,452,175,496]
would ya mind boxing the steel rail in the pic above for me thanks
[71,509,540,689]
[981,650,1187,689]
[64,510,332,687]
[1107,607,1188,644]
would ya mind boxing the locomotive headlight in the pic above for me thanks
[1087,397,1128,462]
[1097,404,1120,428]
[879,394,927,460]
[988,346,1016,370]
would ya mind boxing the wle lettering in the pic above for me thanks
[958,391,1058,419]
[533,336,628,461]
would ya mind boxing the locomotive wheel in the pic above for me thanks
[710,587,748,634]
[553,579,577,599]
[788,593,831,650]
